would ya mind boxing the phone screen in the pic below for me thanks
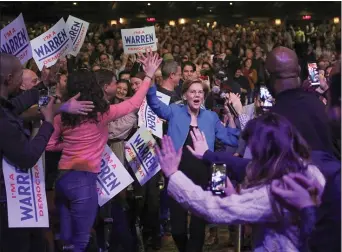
[259,86,273,108]
[211,163,226,195]
[38,89,50,108]
[307,62,320,86]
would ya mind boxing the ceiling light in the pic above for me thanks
[169,20,176,26]
[147,3,151,6]
[334,17,340,24]
[230,2,233,5]
[73,2,77,5]
[179,18,186,25]
[209,9,212,12]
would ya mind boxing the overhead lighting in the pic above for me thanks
[73,2,77,5]
[147,2,151,6]
[119,18,124,24]
[230,2,233,5]
[169,20,176,26]
[333,17,340,24]
[179,18,186,25]
[275,19,281,25]
[207,22,210,28]
[197,20,200,23]
[110,20,117,25]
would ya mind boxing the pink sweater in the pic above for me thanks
[46,79,150,173]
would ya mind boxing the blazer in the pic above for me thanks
[146,85,240,151]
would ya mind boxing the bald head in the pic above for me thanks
[0,53,21,81]
[265,47,301,95]
[0,53,23,96]
[21,69,39,91]
[266,47,299,79]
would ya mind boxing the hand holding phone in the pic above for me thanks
[38,89,50,108]
[210,163,227,195]
[307,62,320,86]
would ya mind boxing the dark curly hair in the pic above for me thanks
[61,70,110,128]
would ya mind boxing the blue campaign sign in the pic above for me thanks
[96,145,134,207]
[121,26,158,54]
[0,13,32,64]
[125,127,161,186]
[2,158,49,228]
[30,18,72,70]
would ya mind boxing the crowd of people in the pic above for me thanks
[0,17,341,252]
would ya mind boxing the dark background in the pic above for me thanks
[0,1,340,25]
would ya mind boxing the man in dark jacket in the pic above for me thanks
[0,54,55,252]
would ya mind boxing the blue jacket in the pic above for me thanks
[146,85,240,151]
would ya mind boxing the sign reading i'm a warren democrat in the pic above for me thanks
[138,91,170,139]
[30,18,72,70]
[125,127,161,186]
[121,26,157,54]
[2,158,49,228]
[97,145,134,207]
[0,13,32,64]
[65,15,89,57]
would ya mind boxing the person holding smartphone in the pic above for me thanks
[156,113,325,252]
[0,53,94,252]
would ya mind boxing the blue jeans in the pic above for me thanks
[55,170,98,252]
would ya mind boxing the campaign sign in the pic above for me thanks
[30,18,72,70]
[97,145,134,207]
[121,26,157,54]
[0,13,32,64]
[125,127,161,185]
[138,91,170,139]
[66,15,89,56]
[2,158,49,228]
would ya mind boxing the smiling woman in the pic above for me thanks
[145,78,241,251]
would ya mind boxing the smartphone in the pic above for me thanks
[38,89,50,108]
[259,86,273,108]
[210,163,227,195]
[307,62,320,86]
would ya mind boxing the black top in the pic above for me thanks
[272,88,333,153]
[0,89,54,203]
[178,126,210,188]
[157,86,181,105]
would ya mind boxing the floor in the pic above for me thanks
[145,226,251,252]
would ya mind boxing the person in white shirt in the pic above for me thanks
[156,113,325,252]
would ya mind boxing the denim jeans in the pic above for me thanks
[55,170,98,252]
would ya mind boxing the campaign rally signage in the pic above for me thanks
[2,158,49,228]
[138,91,170,139]
[121,26,158,54]
[30,18,72,70]
[66,15,89,56]
[97,145,134,207]
[0,13,32,64]
[125,127,161,185]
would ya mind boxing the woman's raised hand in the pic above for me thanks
[155,135,182,178]
[137,49,163,78]
[186,128,209,159]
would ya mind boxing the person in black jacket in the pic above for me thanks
[0,53,94,252]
